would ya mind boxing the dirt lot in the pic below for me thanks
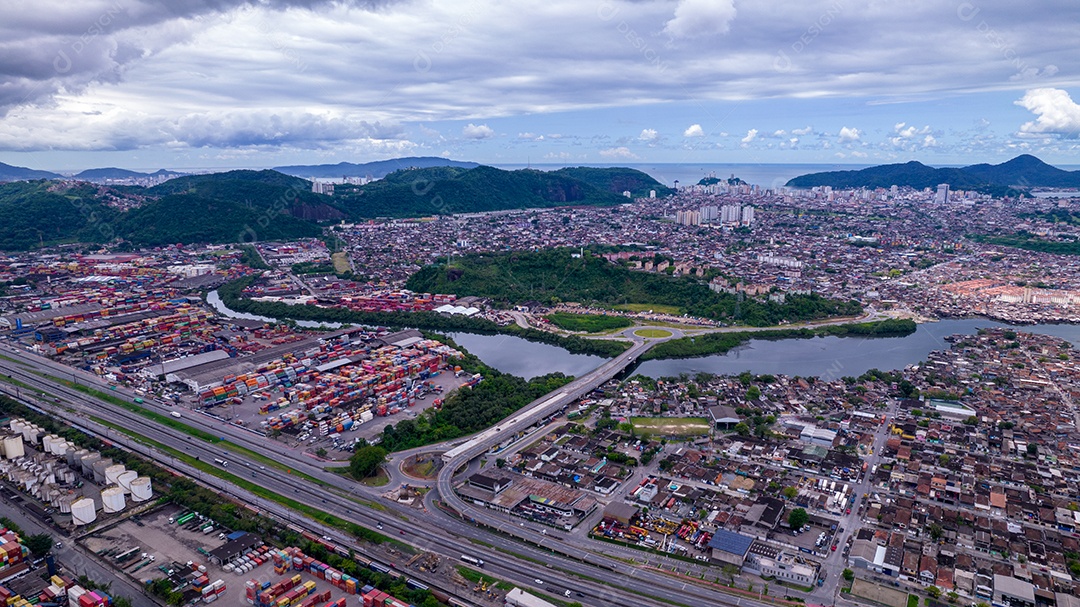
[82,504,227,581]
[81,503,356,606]
[850,577,909,607]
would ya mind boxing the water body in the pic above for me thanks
[447,332,605,381]
[1032,190,1080,198]
[206,290,348,330]
[634,319,1080,380]
[494,162,870,190]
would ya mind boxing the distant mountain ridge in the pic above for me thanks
[332,165,655,217]
[0,164,667,250]
[786,155,1080,192]
[0,161,63,182]
[73,167,186,180]
[274,156,480,179]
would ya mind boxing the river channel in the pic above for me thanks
[208,290,1080,380]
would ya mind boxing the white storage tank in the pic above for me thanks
[117,470,138,494]
[58,494,76,514]
[71,497,97,525]
[40,435,55,455]
[79,452,99,475]
[101,486,126,513]
[71,449,89,467]
[104,464,126,486]
[91,458,113,484]
[2,435,24,459]
[51,437,68,456]
[129,477,152,502]
[9,419,23,434]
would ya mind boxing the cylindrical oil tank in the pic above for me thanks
[79,452,100,476]
[117,470,138,493]
[129,477,152,502]
[101,486,126,513]
[104,464,126,486]
[58,494,76,514]
[2,435,24,459]
[91,458,113,484]
[71,498,96,525]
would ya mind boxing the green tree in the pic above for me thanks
[782,486,799,500]
[746,386,762,400]
[928,523,943,541]
[349,445,387,480]
[24,533,53,558]
[898,379,916,397]
[787,508,809,531]
[733,422,750,436]
[843,569,855,582]
[721,563,739,585]
[927,586,942,599]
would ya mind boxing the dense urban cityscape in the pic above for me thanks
[3,1,1080,607]
[0,158,1078,607]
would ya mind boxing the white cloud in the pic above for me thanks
[838,126,861,143]
[740,129,758,144]
[683,124,705,137]
[791,126,813,136]
[639,128,659,141]
[772,129,787,137]
[851,151,868,158]
[923,134,936,147]
[789,137,799,146]
[598,146,638,159]
[1016,88,1080,137]
[462,123,494,139]
[663,0,736,39]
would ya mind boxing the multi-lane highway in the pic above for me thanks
[0,346,787,607]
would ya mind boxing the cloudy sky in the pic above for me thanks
[2,0,1080,171]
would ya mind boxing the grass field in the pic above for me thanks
[544,312,632,333]
[630,416,710,437]
[331,251,350,274]
[634,328,673,338]
[614,303,683,315]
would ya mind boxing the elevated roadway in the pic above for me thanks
[0,345,783,607]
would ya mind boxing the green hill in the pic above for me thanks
[148,169,347,223]
[405,248,861,326]
[0,166,668,250]
[0,181,115,250]
[550,167,673,198]
[0,172,331,250]
[333,165,627,217]
[113,193,323,246]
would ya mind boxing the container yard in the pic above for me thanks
[180,328,469,455]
